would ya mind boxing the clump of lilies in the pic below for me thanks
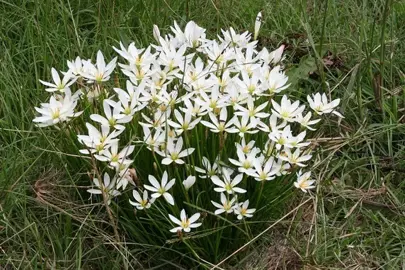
[33,12,343,236]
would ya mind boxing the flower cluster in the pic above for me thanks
[33,14,342,234]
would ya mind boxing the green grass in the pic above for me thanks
[1,0,405,268]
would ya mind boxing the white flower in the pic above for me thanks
[295,112,321,131]
[142,126,165,151]
[307,93,343,117]
[234,200,256,220]
[195,86,228,113]
[156,137,195,165]
[77,123,121,154]
[168,109,201,135]
[237,138,257,155]
[285,131,310,149]
[94,141,134,168]
[219,27,252,48]
[144,171,175,205]
[247,157,278,181]
[168,209,202,233]
[211,168,246,194]
[33,89,82,127]
[129,190,155,210]
[259,45,285,65]
[268,125,293,150]
[115,164,135,190]
[39,68,76,92]
[254,11,262,40]
[235,97,269,124]
[279,148,312,167]
[153,25,161,42]
[194,156,220,179]
[294,170,315,193]
[262,66,290,95]
[90,99,132,130]
[235,71,262,96]
[228,115,259,137]
[271,95,305,122]
[87,173,120,205]
[82,50,117,83]
[211,193,237,215]
[67,56,85,77]
[229,147,258,174]
[183,175,196,190]
[171,21,206,48]
[201,108,235,133]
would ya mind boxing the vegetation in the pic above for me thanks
[1,0,405,269]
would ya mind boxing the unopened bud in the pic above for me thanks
[153,25,161,43]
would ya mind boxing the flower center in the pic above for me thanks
[51,109,60,119]
[108,118,116,126]
[242,160,251,169]
[181,219,190,228]
[171,152,179,160]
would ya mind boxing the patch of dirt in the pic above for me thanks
[240,231,303,270]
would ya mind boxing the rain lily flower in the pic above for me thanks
[271,95,305,122]
[285,131,310,149]
[237,139,257,155]
[94,141,135,168]
[220,27,252,48]
[171,20,206,48]
[228,115,259,137]
[307,93,343,117]
[168,109,201,135]
[144,171,175,205]
[168,209,202,233]
[82,50,117,83]
[129,190,155,210]
[67,56,85,77]
[235,97,269,125]
[183,175,196,190]
[201,108,235,133]
[254,11,262,40]
[234,200,256,219]
[39,68,76,92]
[295,112,321,131]
[142,126,165,151]
[87,173,120,205]
[90,99,132,130]
[77,123,121,154]
[262,66,290,95]
[211,193,237,215]
[247,157,278,181]
[33,89,82,127]
[194,156,220,179]
[279,148,312,167]
[229,147,259,174]
[268,125,293,150]
[294,170,315,193]
[156,137,195,165]
[259,45,285,65]
[211,168,246,194]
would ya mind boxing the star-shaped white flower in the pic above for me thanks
[144,171,175,205]
[168,209,202,233]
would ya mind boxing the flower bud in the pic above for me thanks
[254,11,262,41]
[182,176,196,190]
[153,25,160,43]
